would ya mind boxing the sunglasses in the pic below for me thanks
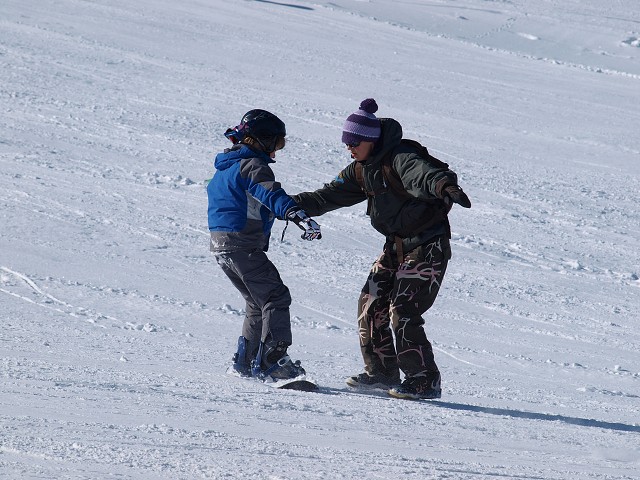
[345,141,361,148]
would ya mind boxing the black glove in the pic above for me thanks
[443,185,471,208]
[286,209,322,240]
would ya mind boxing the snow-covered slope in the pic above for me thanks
[1,1,639,478]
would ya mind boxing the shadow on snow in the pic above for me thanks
[252,0,314,10]
[321,387,639,433]
[432,400,640,433]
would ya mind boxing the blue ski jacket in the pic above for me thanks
[207,144,297,252]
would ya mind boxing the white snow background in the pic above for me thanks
[1,0,639,478]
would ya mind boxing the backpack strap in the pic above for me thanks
[354,161,387,197]
[353,147,410,198]
[381,153,410,198]
[354,160,365,193]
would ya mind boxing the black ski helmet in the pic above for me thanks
[241,109,286,138]
[225,109,286,153]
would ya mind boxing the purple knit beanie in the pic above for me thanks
[342,98,381,145]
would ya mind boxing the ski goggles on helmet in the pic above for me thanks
[225,126,285,154]
[225,125,246,144]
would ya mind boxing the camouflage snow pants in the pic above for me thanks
[357,234,451,377]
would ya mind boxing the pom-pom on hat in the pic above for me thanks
[342,98,381,145]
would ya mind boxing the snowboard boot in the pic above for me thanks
[230,336,252,377]
[252,340,306,381]
[346,370,400,390]
[388,371,442,400]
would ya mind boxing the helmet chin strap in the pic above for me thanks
[254,136,273,154]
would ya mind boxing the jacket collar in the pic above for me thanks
[215,144,273,170]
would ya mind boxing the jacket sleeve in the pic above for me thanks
[292,162,367,217]
[240,157,298,219]
[393,150,458,201]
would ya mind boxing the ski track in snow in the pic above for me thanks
[1,0,639,479]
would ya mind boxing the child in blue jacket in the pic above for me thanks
[208,109,321,381]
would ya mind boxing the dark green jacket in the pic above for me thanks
[293,118,459,252]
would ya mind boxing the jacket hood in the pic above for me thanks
[372,118,403,160]
[214,144,273,171]
[376,118,402,154]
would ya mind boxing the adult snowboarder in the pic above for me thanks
[293,99,471,399]
[208,109,321,383]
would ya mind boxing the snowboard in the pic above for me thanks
[262,375,319,392]
[387,389,441,400]
[273,378,319,392]
[228,366,318,392]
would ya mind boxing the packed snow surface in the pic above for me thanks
[1,0,639,478]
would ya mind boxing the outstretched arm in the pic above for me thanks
[395,152,471,208]
[293,163,367,217]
